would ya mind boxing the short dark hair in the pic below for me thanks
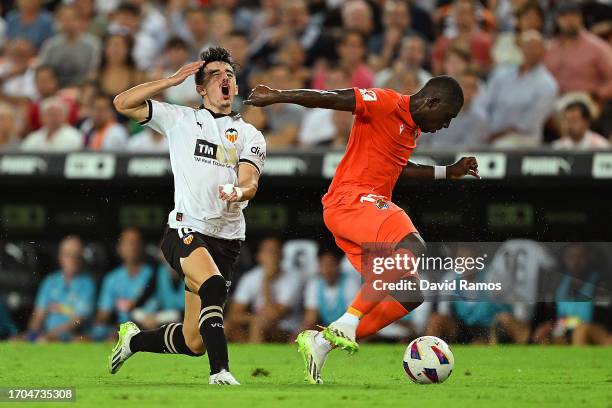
[35,64,57,77]
[164,36,189,51]
[420,75,464,111]
[115,2,140,16]
[565,101,591,121]
[195,46,238,85]
[318,244,343,260]
[339,29,365,46]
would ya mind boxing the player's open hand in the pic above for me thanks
[244,85,282,107]
[167,61,205,86]
[448,156,480,179]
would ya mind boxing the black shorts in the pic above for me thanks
[160,226,241,292]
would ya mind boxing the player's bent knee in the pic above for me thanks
[184,331,206,356]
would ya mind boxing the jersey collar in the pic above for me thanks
[198,105,241,120]
[399,95,420,135]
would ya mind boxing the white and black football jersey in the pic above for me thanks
[140,100,266,240]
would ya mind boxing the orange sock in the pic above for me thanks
[356,298,410,339]
[348,288,381,317]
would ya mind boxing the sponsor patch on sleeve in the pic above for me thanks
[359,89,377,101]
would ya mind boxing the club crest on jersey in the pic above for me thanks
[225,128,238,143]
[375,198,390,210]
[359,88,377,101]
[183,234,194,245]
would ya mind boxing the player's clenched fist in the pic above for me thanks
[244,85,282,107]
[167,61,205,86]
[447,156,480,179]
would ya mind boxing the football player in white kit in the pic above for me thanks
[108,47,266,385]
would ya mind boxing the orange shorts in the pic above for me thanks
[323,190,418,276]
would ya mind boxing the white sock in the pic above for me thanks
[314,331,333,353]
[334,312,360,330]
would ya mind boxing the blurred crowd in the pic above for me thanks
[0,231,610,345]
[0,0,611,152]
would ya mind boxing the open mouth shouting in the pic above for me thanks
[221,82,231,100]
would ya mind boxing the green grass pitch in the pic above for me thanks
[1,343,610,407]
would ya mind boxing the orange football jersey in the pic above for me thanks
[322,87,421,208]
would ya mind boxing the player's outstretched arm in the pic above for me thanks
[113,61,205,122]
[404,157,480,180]
[244,85,356,112]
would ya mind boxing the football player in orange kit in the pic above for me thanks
[245,76,479,383]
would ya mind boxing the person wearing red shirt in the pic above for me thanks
[245,76,479,383]
[431,0,493,75]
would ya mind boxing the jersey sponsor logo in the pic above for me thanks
[251,146,266,161]
[193,139,238,166]
[359,88,377,101]
[194,139,217,159]
[225,128,238,143]
[521,156,572,176]
[183,234,194,245]
[0,155,48,175]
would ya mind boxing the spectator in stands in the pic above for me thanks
[25,235,95,342]
[442,46,471,78]
[21,97,83,151]
[5,0,55,49]
[418,70,487,148]
[341,0,375,49]
[0,298,17,340]
[108,2,157,71]
[245,65,305,149]
[299,66,350,146]
[492,3,544,66]
[92,228,154,341]
[302,247,360,330]
[208,8,234,46]
[374,34,432,88]
[475,30,558,147]
[128,128,168,152]
[552,244,610,345]
[382,67,421,95]
[277,38,311,89]
[427,245,510,344]
[223,30,251,100]
[170,6,213,60]
[431,0,493,75]
[369,0,419,70]
[0,103,19,150]
[156,37,200,106]
[74,0,108,38]
[312,30,373,90]
[226,236,302,343]
[28,65,80,132]
[544,2,612,101]
[129,0,168,48]
[80,94,128,151]
[131,256,184,330]
[250,0,329,66]
[37,4,101,88]
[96,33,146,97]
[330,109,354,148]
[552,102,609,150]
[0,38,37,100]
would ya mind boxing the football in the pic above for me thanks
[403,336,455,384]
